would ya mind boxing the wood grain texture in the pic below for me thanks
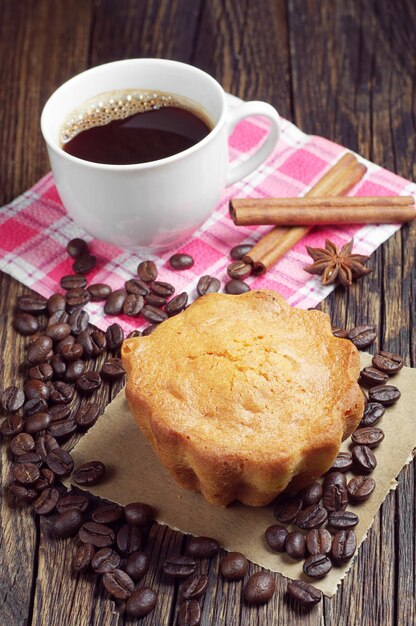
[0,1,415,625]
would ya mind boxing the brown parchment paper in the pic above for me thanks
[65,353,416,597]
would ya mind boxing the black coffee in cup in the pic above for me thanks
[61,90,212,165]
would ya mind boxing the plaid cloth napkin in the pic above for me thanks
[1,94,414,334]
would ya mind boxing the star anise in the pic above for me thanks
[304,238,372,287]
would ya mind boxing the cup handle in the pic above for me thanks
[225,101,280,187]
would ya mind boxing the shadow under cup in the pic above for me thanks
[41,59,231,251]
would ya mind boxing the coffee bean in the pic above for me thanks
[75,402,101,429]
[86,283,111,302]
[91,330,107,358]
[163,556,196,578]
[33,487,59,515]
[328,510,359,530]
[169,253,194,270]
[73,543,95,572]
[73,254,96,274]
[372,351,403,375]
[225,279,250,294]
[18,452,42,467]
[144,293,167,307]
[124,502,154,527]
[359,402,385,427]
[44,322,71,344]
[186,536,220,559]
[56,335,76,360]
[73,461,106,486]
[106,323,124,351]
[150,281,175,297]
[368,384,400,406]
[76,371,102,393]
[300,481,323,506]
[287,579,322,606]
[61,342,84,362]
[51,355,66,379]
[28,363,53,382]
[92,502,124,524]
[76,330,93,359]
[103,568,135,600]
[14,312,39,335]
[126,587,157,618]
[47,293,67,315]
[352,426,384,448]
[197,275,221,296]
[56,494,89,514]
[347,476,376,502]
[48,310,70,325]
[323,472,347,490]
[331,530,357,563]
[230,244,252,260]
[125,552,150,581]
[53,509,84,538]
[219,552,248,580]
[27,336,53,365]
[165,292,188,316]
[1,385,25,412]
[296,505,328,529]
[116,524,142,555]
[244,572,276,604]
[273,495,303,524]
[127,327,143,338]
[25,412,51,435]
[123,293,144,316]
[45,448,74,476]
[10,433,35,456]
[322,484,348,513]
[359,366,389,387]
[67,238,89,258]
[137,260,158,282]
[48,404,71,422]
[48,416,77,440]
[35,434,59,461]
[92,547,121,573]
[11,483,38,503]
[264,525,288,552]
[347,324,377,349]
[141,305,168,324]
[352,445,377,474]
[285,531,306,559]
[327,452,353,473]
[181,575,208,601]
[68,309,89,335]
[104,289,127,315]
[1,414,24,436]
[24,397,49,416]
[13,462,40,485]
[101,358,125,381]
[61,274,87,290]
[49,381,75,404]
[65,288,91,309]
[34,468,55,491]
[332,327,349,338]
[79,521,115,547]
[125,278,150,296]
[178,599,201,626]
[306,529,332,555]
[303,554,332,579]
[142,325,157,336]
[24,379,50,401]
[64,359,86,382]
[227,261,251,280]
[17,294,47,314]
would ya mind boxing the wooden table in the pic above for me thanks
[1,2,415,624]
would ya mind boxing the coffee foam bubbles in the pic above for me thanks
[60,89,180,144]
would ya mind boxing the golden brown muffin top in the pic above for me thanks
[122,291,361,462]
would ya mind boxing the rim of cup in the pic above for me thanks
[40,58,227,172]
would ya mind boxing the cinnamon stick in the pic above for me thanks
[230,196,416,226]
[241,153,368,275]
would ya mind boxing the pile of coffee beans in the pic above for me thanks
[264,350,402,607]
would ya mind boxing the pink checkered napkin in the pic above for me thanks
[0,96,415,334]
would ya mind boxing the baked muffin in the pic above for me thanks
[122,290,363,507]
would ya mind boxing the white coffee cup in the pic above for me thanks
[41,58,280,251]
